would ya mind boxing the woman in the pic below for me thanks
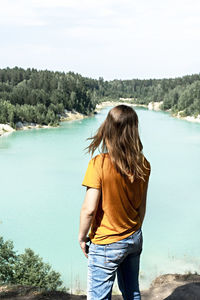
[78,105,151,300]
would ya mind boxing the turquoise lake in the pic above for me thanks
[0,107,200,292]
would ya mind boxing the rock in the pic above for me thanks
[141,274,200,300]
[119,97,135,102]
[0,124,15,137]
[16,121,24,129]
[0,124,15,132]
[148,101,163,111]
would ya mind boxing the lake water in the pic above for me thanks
[0,107,200,293]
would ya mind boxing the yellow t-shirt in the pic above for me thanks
[82,153,151,244]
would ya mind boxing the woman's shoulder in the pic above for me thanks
[91,153,109,162]
[89,153,109,169]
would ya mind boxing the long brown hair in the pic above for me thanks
[87,105,148,182]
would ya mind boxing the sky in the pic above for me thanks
[1,0,200,80]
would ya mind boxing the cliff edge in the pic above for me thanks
[0,274,200,300]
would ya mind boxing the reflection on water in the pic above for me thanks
[0,136,10,149]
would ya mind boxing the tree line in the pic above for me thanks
[0,67,100,128]
[0,67,200,128]
[102,74,200,117]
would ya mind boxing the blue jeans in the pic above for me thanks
[87,228,143,300]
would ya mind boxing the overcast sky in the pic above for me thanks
[1,0,200,80]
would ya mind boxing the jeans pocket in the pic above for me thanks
[106,249,123,263]
[105,244,128,264]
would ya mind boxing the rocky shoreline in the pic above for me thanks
[96,99,200,124]
[0,274,199,300]
[59,110,86,122]
[0,124,15,137]
[95,99,147,111]
[175,112,200,123]
[0,110,86,138]
[1,100,200,138]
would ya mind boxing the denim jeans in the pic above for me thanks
[87,228,143,300]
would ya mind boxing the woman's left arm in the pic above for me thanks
[78,187,101,258]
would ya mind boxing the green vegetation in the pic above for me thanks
[0,67,101,128]
[0,67,200,128]
[102,74,200,117]
[0,236,64,291]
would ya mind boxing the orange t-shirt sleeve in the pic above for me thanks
[82,157,102,189]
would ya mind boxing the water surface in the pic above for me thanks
[0,107,200,291]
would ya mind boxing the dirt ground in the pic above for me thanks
[1,274,200,300]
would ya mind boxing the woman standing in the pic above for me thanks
[79,105,151,300]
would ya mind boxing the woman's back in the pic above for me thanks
[82,153,150,244]
[79,105,151,299]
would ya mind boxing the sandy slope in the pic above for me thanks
[1,274,200,300]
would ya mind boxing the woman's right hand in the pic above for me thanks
[79,236,90,258]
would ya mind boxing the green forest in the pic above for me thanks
[0,67,200,128]
[103,74,200,117]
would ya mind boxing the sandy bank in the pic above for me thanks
[147,101,200,124]
[148,102,200,123]
[97,100,200,124]
[95,100,147,112]
[175,112,200,124]
[60,110,86,122]
[0,122,52,138]
[148,101,163,111]
[1,102,199,139]
[0,124,15,137]
[0,110,86,138]
[0,274,199,300]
